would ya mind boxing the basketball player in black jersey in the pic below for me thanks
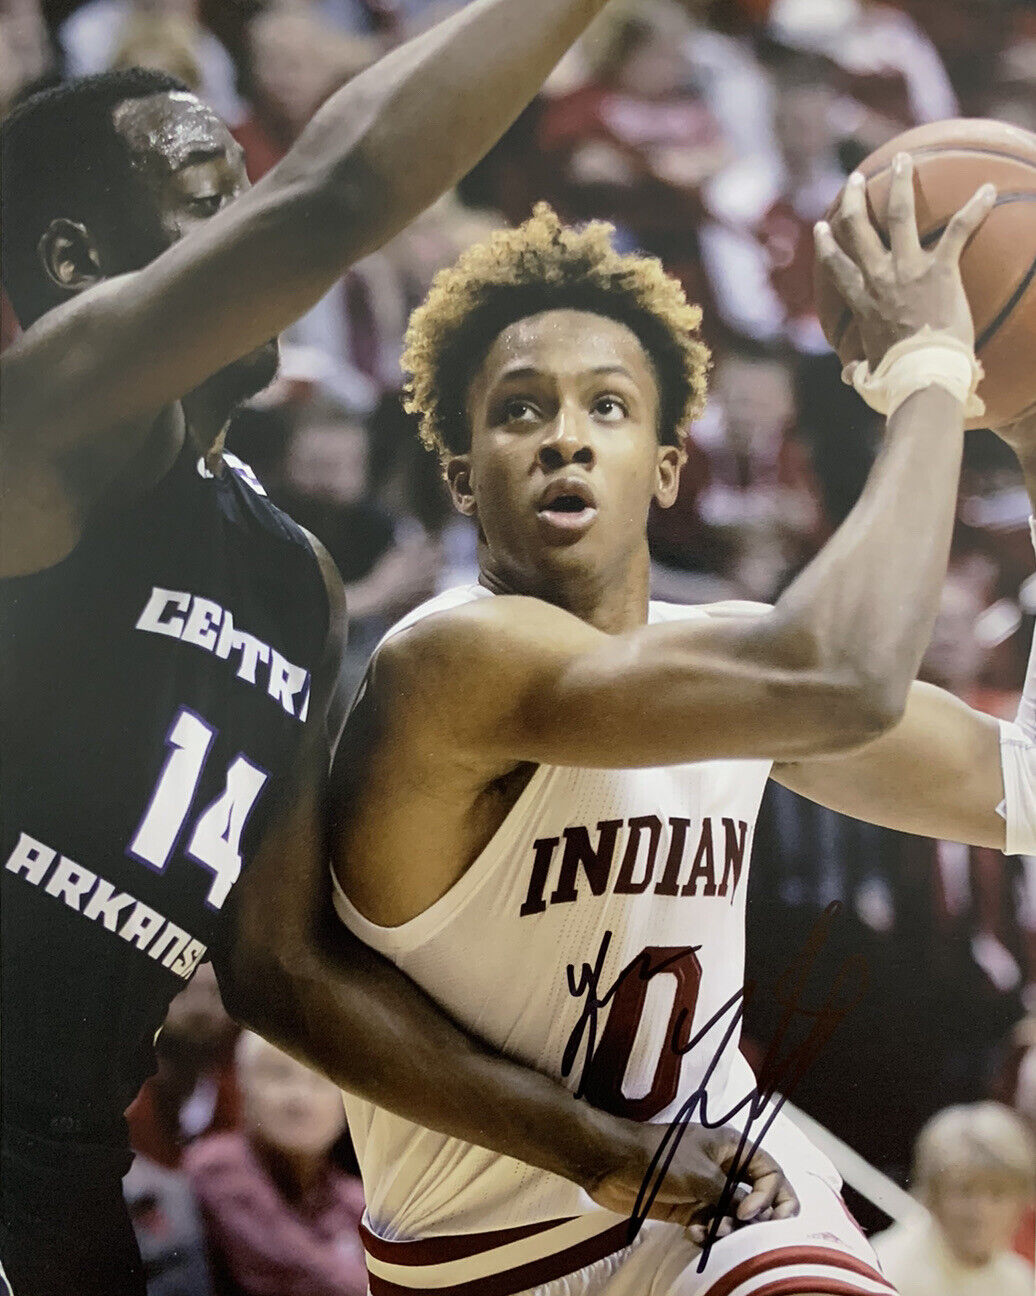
[0,4,794,1291]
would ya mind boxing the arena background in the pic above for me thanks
[2,0,1035,1290]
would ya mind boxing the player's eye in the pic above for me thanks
[503,398,540,423]
[189,193,224,216]
[592,395,628,421]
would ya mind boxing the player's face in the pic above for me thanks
[456,309,682,599]
[929,1167,1028,1266]
[111,91,279,403]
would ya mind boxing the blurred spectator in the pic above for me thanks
[127,962,241,1171]
[0,0,54,117]
[691,344,826,599]
[767,0,958,141]
[270,395,441,689]
[873,1102,1035,1294]
[537,0,728,271]
[125,1156,214,1296]
[185,1032,367,1296]
[59,0,244,123]
[315,0,448,37]
[700,61,844,352]
[235,5,374,180]
[676,1,778,171]
[902,0,1016,115]
[1014,1034,1036,1263]
[286,194,502,416]
[109,10,204,88]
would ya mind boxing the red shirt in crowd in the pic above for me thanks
[185,1132,369,1296]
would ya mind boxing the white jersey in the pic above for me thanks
[334,585,839,1254]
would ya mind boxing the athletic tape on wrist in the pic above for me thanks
[842,327,985,419]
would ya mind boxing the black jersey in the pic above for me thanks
[0,441,328,1148]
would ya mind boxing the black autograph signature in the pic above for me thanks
[561,902,869,1270]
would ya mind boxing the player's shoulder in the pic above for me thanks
[367,586,598,728]
[380,585,573,656]
[649,598,773,624]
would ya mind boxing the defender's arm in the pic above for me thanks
[1,0,610,450]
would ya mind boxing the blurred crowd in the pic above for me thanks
[3,0,1036,1290]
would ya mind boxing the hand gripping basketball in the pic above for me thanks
[587,1120,799,1236]
[814,153,996,370]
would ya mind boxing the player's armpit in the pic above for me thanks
[375,595,898,776]
[772,680,1006,849]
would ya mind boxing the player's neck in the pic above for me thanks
[478,545,651,633]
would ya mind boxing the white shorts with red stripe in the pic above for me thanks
[360,1173,896,1296]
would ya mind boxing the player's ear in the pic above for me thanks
[38,219,104,295]
[446,455,477,517]
[654,441,684,510]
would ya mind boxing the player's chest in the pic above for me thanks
[498,761,773,922]
[6,561,320,946]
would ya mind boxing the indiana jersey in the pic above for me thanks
[0,443,327,1148]
[333,586,838,1270]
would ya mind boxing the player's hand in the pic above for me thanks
[588,1120,799,1233]
[815,152,996,368]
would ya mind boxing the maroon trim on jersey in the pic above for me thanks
[358,1216,576,1265]
[701,1244,894,1296]
[363,1218,631,1296]
[748,1282,896,1296]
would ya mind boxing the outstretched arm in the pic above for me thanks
[1,0,610,449]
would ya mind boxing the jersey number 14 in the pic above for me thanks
[128,707,268,909]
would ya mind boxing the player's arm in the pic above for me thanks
[0,0,610,450]
[773,680,1005,845]
[774,408,1036,849]
[213,539,790,1226]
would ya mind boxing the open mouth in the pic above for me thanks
[541,494,590,515]
[535,479,599,538]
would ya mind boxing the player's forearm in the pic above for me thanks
[238,932,627,1191]
[774,385,965,727]
[278,0,609,264]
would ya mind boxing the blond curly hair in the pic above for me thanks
[401,204,710,466]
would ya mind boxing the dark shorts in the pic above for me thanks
[0,1126,144,1296]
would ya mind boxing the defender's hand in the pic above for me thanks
[588,1120,799,1232]
[815,153,996,369]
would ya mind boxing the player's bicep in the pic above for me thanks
[772,681,1006,848]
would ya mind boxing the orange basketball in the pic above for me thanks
[815,119,1036,430]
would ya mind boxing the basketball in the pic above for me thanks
[815,119,1036,430]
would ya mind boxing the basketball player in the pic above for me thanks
[328,160,1001,1296]
[1,4,780,1291]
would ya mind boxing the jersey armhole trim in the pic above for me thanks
[331,762,556,955]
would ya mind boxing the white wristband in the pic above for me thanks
[842,328,985,420]
[999,720,1036,853]
[1015,515,1036,742]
